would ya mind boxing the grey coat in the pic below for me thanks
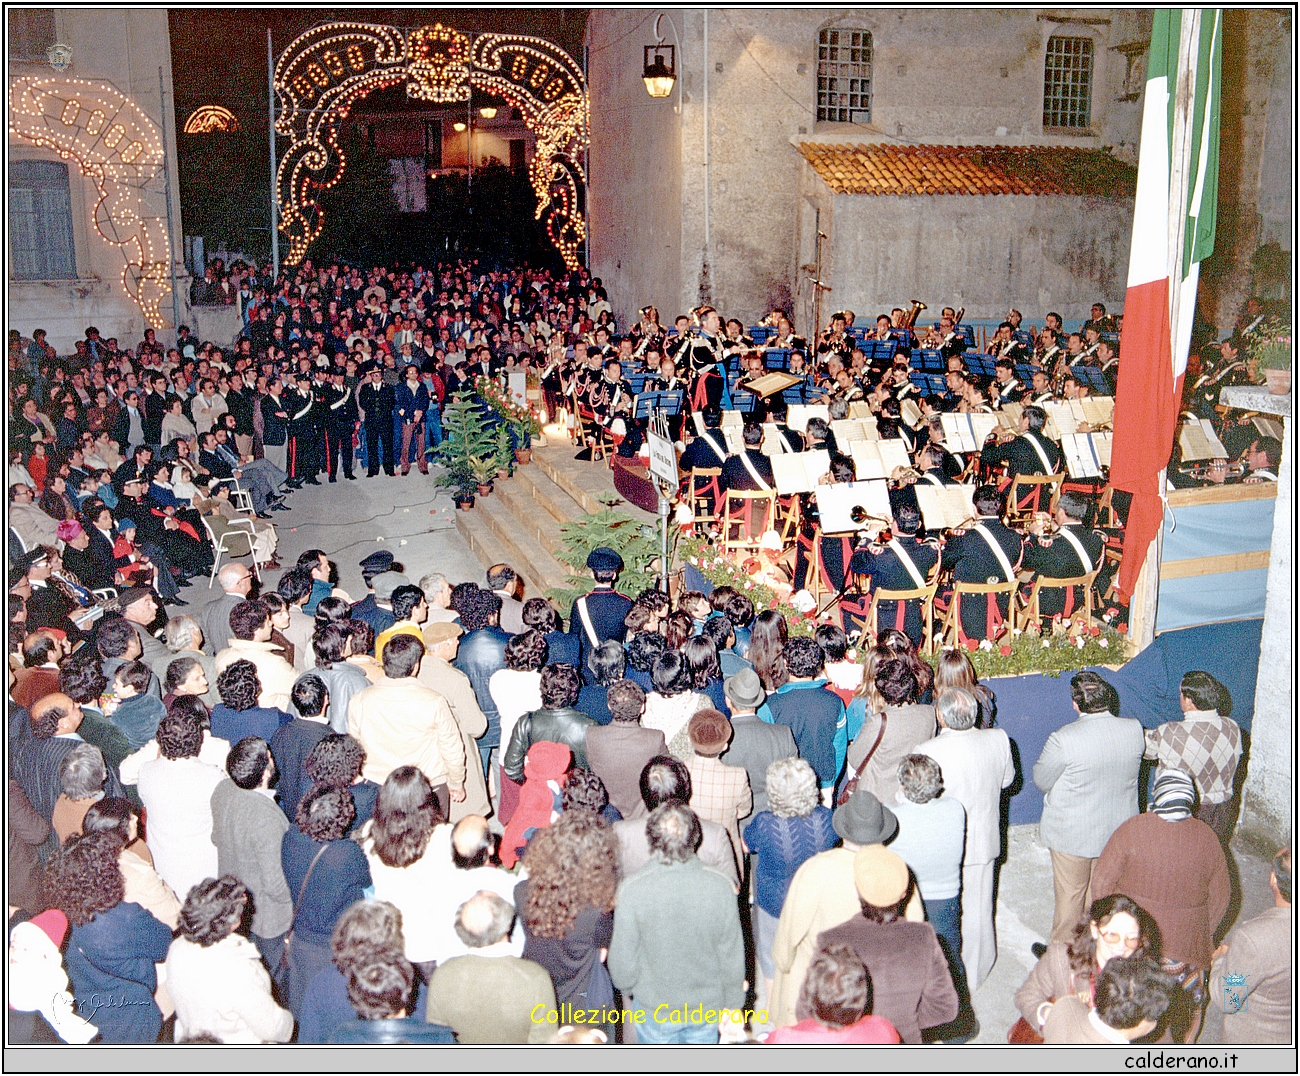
[720,713,797,831]
[210,778,293,938]
[1033,710,1145,859]
[200,592,245,655]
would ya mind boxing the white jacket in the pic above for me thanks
[166,934,293,1043]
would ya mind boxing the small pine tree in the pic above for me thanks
[433,394,499,491]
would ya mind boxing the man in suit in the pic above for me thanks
[200,564,255,655]
[487,564,526,636]
[322,369,359,482]
[719,668,796,830]
[979,404,1063,477]
[1020,492,1106,620]
[567,547,632,675]
[718,422,776,495]
[917,688,1015,991]
[14,692,126,829]
[848,505,940,646]
[1033,672,1145,944]
[259,378,294,479]
[938,484,1024,642]
[584,678,666,820]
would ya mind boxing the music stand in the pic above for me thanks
[634,390,684,419]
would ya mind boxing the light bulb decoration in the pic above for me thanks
[272,21,589,270]
[183,104,240,133]
[9,75,172,327]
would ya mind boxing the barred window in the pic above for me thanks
[1043,36,1093,130]
[817,29,872,124]
[9,160,77,280]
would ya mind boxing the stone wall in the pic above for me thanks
[587,8,1150,325]
[822,189,1134,323]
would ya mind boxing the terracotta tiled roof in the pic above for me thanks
[798,143,1137,197]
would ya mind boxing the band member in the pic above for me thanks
[722,318,755,358]
[847,503,940,644]
[286,373,322,485]
[763,314,808,355]
[937,484,1024,642]
[718,422,775,495]
[981,404,1063,477]
[687,306,730,412]
[986,322,1029,361]
[992,358,1027,405]
[1020,492,1105,619]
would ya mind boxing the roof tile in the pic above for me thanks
[797,142,1137,197]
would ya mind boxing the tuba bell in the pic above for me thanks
[902,299,928,329]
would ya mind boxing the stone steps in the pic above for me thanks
[494,466,577,556]
[532,442,658,525]
[453,481,573,599]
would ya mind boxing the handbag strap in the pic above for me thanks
[837,710,889,806]
[291,842,331,926]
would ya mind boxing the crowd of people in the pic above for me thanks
[6,257,1289,1048]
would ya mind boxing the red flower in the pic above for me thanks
[964,638,979,653]
[1116,622,1129,634]
[999,644,1013,657]
[768,599,779,610]
[1089,625,1101,637]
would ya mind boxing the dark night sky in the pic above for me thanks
[168,9,589,117]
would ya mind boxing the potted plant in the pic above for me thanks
[432,394,498,505]
[452,476,476,511]
[1251,316,1292,396]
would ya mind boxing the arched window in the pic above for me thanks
[817,28,872,124]
[1043,36,1094,130]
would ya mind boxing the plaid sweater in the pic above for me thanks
[1144,710,1242,805]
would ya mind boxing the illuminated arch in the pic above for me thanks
[273,21,588,268]
[9,76,172,326]
[183,105,240,134]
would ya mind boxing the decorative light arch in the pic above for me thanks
[273,21,589,268]
[183,105,240,133]
[9,76,173,326]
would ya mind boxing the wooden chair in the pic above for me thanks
[721,490,776,559]
[936,579,1020,647]
[690,467,723,529]
[798,524,856,604]
[1006,472,1064,526]
[865,579,940,656]
[1016,568,1100,630]
[574,404,615,462]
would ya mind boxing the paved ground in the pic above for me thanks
[176,470,1277,1045]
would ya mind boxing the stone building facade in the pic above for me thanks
[586,8,1290,334]
[7,8,189,353]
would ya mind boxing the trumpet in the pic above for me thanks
[1179,460,1248,480]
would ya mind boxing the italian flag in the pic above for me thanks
[1110,9,1222,603]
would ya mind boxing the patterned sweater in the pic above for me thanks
[1144,710,1242,805]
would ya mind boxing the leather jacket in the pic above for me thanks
[502,706,596,783]
[454,627,510,745]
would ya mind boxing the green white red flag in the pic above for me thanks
[1110,9,1222,602]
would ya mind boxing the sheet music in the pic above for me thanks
[831,418,878,444]
[899,398,923,428]
[848,401,877,421]
[817,480,892,533]
[786,404,830,433]
[720,410,743,427]
[1081,397,1114,426]
[1178,418,1229,461]
[1043,402,1079,438]
[742,371,803,398]
[722,425,746,456]
[940,413,997,453]
[770,449,831,494]
[848,439,912,480]
[997,402,1023,431]
[915,484,976,531]
[1061,432,1112,478]
[1251,416,1283,440]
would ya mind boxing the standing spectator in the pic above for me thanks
[516,811,619,1027]
[522,596,579,667]
[1144,671,1244,845]
[43,831,173,1043]
[1209,848,1291,1044]
[347,633,467,816]
[608,804,746,1044]
[642,649,712,761]
[815,846,960,1043]
[14,692,124,831]
[758,636,847,798]
[488,628,546,755]
[584,678,665,820]
[453,587,510,777]
[357,766,451,980]
[1033,671,1145,944]
[373,583,429,660]
[764,943,901,1044]
[502,662,596,780]
[108,659,166,748]
[916,688,1014,992]
[487,563,525,635]
[214,599,298,711]
[328,950,455,1044]
[1041,956,1172,1044]
[719,668,797,828]
[1015,893,1159,1040]
[164,875,294,1043]
[8,780,49,912]
[415,620,491,822]
[304,733,380,832]
[685,708,752,871]
[575,640,625,726]
[844,659,937,807]
[1091,769,1230,1040]
[209,659,291,744]
[424,892,556,1044]
[297,900,405,1044]
[210,736,294,974]
[136,709,225,902]
[281,785,373,1015]
[50,743,107,844]
[308,621,371,732]
[888,753,969,1026]
[157,616,219,706]
[199,563,255,656]
[745,758,838,1006]
[269,674,335,819]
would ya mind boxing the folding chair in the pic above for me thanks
[865,579,940,655]
[1006,472,1064,527]
[1017,568,1100,630]
[798,524,855,603]
[936,579,1020,647]
[201,514,265,588]
[690,467,722,530]
[721,490,776,559]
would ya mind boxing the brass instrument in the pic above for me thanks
[902,299,927,330]
[1178,460,1248,481]
[953,306,965,328]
